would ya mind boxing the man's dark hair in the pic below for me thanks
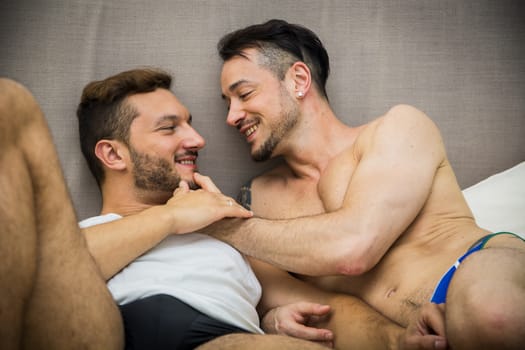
[77,68,172,187]
[217,19,330,99]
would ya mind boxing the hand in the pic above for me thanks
[163,173,252,234]
[400,302,448,350]
[262,302,334,348]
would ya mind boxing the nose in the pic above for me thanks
[183,125,206,150]
[226,100,246,128]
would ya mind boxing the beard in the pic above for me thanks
[129,147,197,193]
[252,87,299,162]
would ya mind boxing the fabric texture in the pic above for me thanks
[79,214,263,334]
[463,162,525,237]
[119,294,250,350]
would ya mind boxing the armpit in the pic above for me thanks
[236,179,252,210]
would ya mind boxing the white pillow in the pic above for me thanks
[462,162,525,238]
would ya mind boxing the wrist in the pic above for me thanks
[139,205,176,237]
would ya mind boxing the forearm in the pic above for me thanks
[254,263,333,317]
[207,212,378,276]
[83,206,173,280]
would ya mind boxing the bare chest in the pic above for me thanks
[251,152,357,218]
[251,180,325,219]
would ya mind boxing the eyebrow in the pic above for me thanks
[221,79,249,100]
[154,114,193,126]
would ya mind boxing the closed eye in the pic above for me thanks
[155,124,177,132]
[240,91,253,100]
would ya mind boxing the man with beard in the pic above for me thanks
[196,19,525,350]
[75,66,460,350]
[75,65,449,349]
[75,68,342,350]
[1,70,343,350]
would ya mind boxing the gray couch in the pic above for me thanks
[1,0,524,221]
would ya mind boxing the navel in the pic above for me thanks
[386,288,397,298]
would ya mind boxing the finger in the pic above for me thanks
[282,322,333,342]
[405,335,447,350]
[312,340,334,349]
[422,303,446,336]
[310,304,331,316]
[175,180,190,193]
[295,302,332,316]
[194,172,221,193]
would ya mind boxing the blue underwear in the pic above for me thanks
[430,232,525,304]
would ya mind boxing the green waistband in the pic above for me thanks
[478,231,525,249]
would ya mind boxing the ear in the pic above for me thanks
[289,61,311,99]
[94,139,128,171]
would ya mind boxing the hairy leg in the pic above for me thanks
[0,83,38,350]
[317,294,403,349]
[0,79,124,349]
[196,333,330,350]
[446,245,525,349]
[250,258,404,349]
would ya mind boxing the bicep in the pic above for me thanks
[342,106,444,256]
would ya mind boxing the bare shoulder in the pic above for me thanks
[357,104,444,152]
[382,104,439,134]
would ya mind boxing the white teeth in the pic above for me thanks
[245,124,258,137]
[178,160,194,165]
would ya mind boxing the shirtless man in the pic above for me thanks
[0,73,333,350]
[201,19,525,349]
[79,68,424,349]
[75,68,341,350]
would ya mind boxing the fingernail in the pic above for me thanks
[434,339,446,349]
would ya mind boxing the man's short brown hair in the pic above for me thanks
[77,68,172,186]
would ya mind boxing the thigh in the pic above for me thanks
[196,333,329,350]
[0,79,124,350]
[446,246,525,349]
[0,146,37,350]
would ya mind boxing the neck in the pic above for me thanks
[278,100,359,179]
[99,177,170,216]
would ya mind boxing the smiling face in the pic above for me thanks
[221,49,300,161]
[126,88,205,193]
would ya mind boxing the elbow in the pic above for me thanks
[331,240,378,276]
[334,256,371,276]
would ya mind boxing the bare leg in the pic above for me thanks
[446,244,525,349]
[249,259,403,349]
[320,294,403,349]
[196,333,329,350]
[0,79,124,349]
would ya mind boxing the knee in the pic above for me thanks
[0,78,42,144]
[0,78,35,105]
[445,249,525,349]
[447,296,525,349]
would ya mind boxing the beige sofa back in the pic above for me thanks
[1,0,524,220]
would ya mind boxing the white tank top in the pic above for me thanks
[79,213,263,333]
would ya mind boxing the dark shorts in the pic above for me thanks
[119,294,250,350]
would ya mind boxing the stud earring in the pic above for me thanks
[297,91,304,98]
